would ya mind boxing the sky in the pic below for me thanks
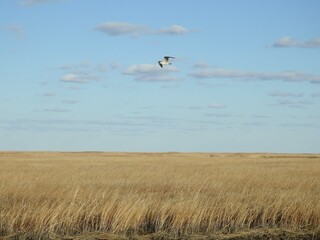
[1,0,320,153]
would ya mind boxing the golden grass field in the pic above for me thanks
[0,152,320,240]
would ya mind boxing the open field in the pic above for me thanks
[0,152,320,239]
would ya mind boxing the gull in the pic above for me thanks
[158,56,175,68]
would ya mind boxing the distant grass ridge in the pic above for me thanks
[0,152,319,239]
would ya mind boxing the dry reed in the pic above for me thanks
[0,152,319,239]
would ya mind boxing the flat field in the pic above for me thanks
[0,152,319,239]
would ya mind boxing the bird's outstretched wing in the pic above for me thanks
[164,56,175,61]
[158,62,163,68]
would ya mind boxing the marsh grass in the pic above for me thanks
[0,152,319,239]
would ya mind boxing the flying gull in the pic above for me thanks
[158,56,175,68]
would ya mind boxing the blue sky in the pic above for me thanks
[1,0,320,153]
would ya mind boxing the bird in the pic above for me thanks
[158,56,175,68]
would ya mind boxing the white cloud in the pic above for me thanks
[191,68,253,79]
[60,73,100,83]
[95,21,190,37]
[273,36,297,48]
[3,24,24,36]
[62,100,78,104]
[156,25,188,35]
[60,74,79,82]
[204,113,238,118]
[95,22,148,37]
[95,64,109,73]
[42,92,56,97]
[304,38,320,48]
[136,75,182,82]
[193,61,210,69]
[19,0,62,6]
[190,65,320,84]
[269,99,313,109]
[123,64,163,75]
[59,62,91,70]
[273,36,320,48]
[208,103,226,109]
[123,64,181,82]
[57,61,111,84]
[269,91,304,98]
[43,108,71,113]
